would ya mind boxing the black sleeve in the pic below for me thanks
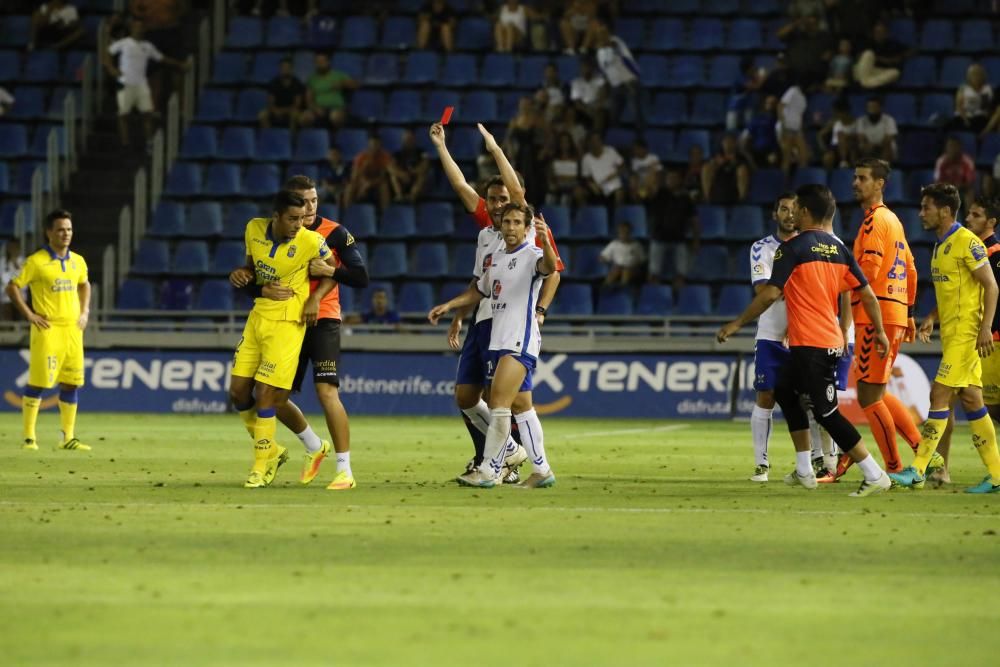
[767,241,796,290]
[327,225,369,288]
[240,283,263,299]
[992,253,1000,333]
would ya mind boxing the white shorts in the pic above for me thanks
[117,83,154,115]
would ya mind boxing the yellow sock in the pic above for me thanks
[968,412,1000,481]
[22,396,41,442]
[239,407,256,438]
[252,412,277,473]
[59,401,78,442]
[912,410,949,474]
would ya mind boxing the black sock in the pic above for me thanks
[510,418,522,445]
[463,414,486,466]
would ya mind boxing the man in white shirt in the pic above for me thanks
[580,132,625,205]
[855,97,898,162]
[778,85,810,176]
[104,20,188,148]
[600,222,645,286]
[594,23,641,133]
[628,139,661,200]
[0,238,25,321]
[29,0,84,51]
[570,59,608,132]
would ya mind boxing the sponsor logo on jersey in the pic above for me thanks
[810,242,839,257]
[971,240,987,262]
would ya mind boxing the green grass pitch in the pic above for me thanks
[1,413,998,666]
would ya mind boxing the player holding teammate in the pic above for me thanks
[891,184,1000,493]
[718,185,893,497]
[228,190,337,488]
[5,210,91,451]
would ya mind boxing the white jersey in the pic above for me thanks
[831,232,855,344]
[476,241,549,359]
[750,234,787,342]
[472,225,536,324]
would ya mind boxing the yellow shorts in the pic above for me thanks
[231,311,305,390]
[28,323,85,388]
[981,347,1000,404]
[935,339,982,389]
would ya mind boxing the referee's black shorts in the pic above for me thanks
[291,318,341,392]
[776,346,841,430]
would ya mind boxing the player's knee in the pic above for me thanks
[511,393,532,413]
[315,382,342,405]
[454,384,481,410]
[755,391,776,409]
[815,410,861,451]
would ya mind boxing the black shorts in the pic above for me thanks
[777,346,841,420]
[291,319,341,392]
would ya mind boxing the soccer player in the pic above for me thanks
[429,120,563,481]
[230,175,369,490]
[717,184,893,497]
[890,184,1000,494]
[5,209,90,451]
[429,204,560,488]
[847,158,921,474]
[227,190,336,488]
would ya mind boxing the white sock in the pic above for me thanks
[296,425,323,453]
[808,416,823,460]
[479,407,512,476]
[821,430,834,456]
[464,399,519,453]
[750,405,772,467]
[336,450,351,475]
[855,453,883,483]
[515,408,551,475]
[796,450,813,477]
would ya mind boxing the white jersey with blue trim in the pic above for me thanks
[750,234,787,342]
[476,241,548,358]
[472,225,537,325]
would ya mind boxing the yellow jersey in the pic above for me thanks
[12,246,88,325]
[931,222,988,344]
[244,217,330,322]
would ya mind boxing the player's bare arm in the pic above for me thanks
[856,285,890,357]
[429,122,480,213]
[839,291,853,351]
[478,123,527,207]
[229,256,254,288]
[448,281,476,350]
[918,308,937,343]
[971,261,998,357]
[717,285,782,343]
[534,217,559,275]
[5,280,49,329]
[428,287,485,325]
[77,280,91,330]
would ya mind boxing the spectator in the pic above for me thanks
[494,0,538,53]
[628,139,662,201]
[594,23,642,134]
[787,0,827,25]
[552,104,587,151]
[559,0,600,55]
[684,144,705,201]
[362,288,400,325]
[0,87,13,117]
[825,0,876,46]
[855,97,898,161]
[570,59,608,133]
[778,84,811,176]
[934,136,977,207]
[537,63,566,122]
[853,21,907,90]
[388,129,430,203]
[344,135,392,211]
[818,98,858,169]
[300,52,357,129]
[983,153,1000,199]
[547,131,580,206]
[777,14,834,90]
[506,97,548,202]
[982,104,1000,138]
[417,0,456,53]
[258,57,305,129]
[28,1,84,51]
[319,147,350,209]
[825,38,854,91]
[579,131,625,207]
[642,168,699,293]
[104,19,188,148]
[0,239,25,322]
[600,222,646,287]
[726,56,765,131]
[130,0,187,109]
[740,95,780,169]
[950,63,993,134]
[761,52,794,99]
[702,134,750,205]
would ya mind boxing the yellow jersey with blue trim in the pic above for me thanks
[931,222,988,344]
[12,246,88,325]
[244,217,330,322]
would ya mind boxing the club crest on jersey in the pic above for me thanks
[943,243,952,255]
[508,257,518,270]
[773,248,783,261]
[492,279,502,299]
[345,233,355,246]
[287,245,297,258]
[971,241,986,261]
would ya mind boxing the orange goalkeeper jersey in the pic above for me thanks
[851,203,916,327]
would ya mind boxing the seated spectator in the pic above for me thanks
[761,52,793,99]
[982,104,1000,138]
[628,140,662,201]
[539,63,566,118]
[684,144,706,201]
[0,87,13,117]
[417,0,456,53]
[740,95,780,169]
[578,131,625,207]
[559,0,601,55]
[642,168,699,293]
[319,147,350,209]
[934,136,977,208]
[300,52,357,129]
[506,98,548,202]
[777,14,833,90]
[853,21,907,90]
[551,105,586,150]
[787,0,827,25]
[825,38,854,91]
[362,288,400,325]
[594,23,642,133]
[388,129,430,203]
[726,56,764,131]
[818,98,858,168]
[0,239,25,322]
[570,59,608,133]
[600,222,646,287]
[547,131,580,207]
[855,97,897,161]
[29,0,84,51]
[778,84,810,176]
[950,63,993,134]
[258,57,305,129]
[702,135,750,205]
[344,135,392,211]
[495,0,538,53]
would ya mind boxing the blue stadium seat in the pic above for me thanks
[338,284,355,315]
[674,285,711,316]
[647,93,685,127]
[597,289,634,316]
[444,126,480,161]
[748,169,786,204]
[705,0,739,14]
[882,174,904,204]
[0,124,28,158]
[792,167,827,189]
[226,16,262,48]
[464,90,498,123]
[349,90,384,121]
[552,283,593,316]
[743,0,781,14]
[615,17,645,46]
[728,205,765,241]
[195,89,232,122]
[398,282,434,313]
[0,163,8,194]
[574,207,610,240]
[224,202,259,238]
[0,202,27,235]
[718,284,752,316]
[0,51,19,82]
[411,243,448,278]
[332,53,364,79]
[256,128,291,162]
[897,131,939,168]
[10,162,47,196]
[234,88,268,122]
[883,93,916,126]
[728,19,762,50]
[249,52,283,85]
[188,203,223,237]
[888,17,917,46]
[920,19,954,52]
[540,205,571,238]
[952,131,977,158]
[939,56,972,90]
[416,203,454,237]
[403,51,439,84]
[294,129,330,161]
[164,163,202,197]
[386,90,422,123]
[132,239,170,275]
[117,279,157,309]
[455,17,492,50]
[912,246,934,280]
[450,244,477,278]
[644,18,683,51]
[344,204,377,239]
[0,16,30,48]
[204,164,242,197]
[266,16,302,48]
[336,128,369,157]
[212,53,247,85]
[370,243,408,278]
[646,129,674,159]
[672,55,705,88]
[306,14,338,49]
[571,245,607,280]
[8,86,45,119]
[689,93,724,126]
[480,53,515,87]
[637,284,672,316]
[905,169,935,201]
[244,164,279,194]
[364,53,398,86]
[173,241,210,275]
[978,135,1000,168]
[615,205,648,240]
[706,55,741,88]
[555,54,579,82]
[374,126,402,153]
[179,126,217,160]
[317,203,339,221]
[637,55,670,87]
[219,127,256,161]
[687,19,723,51]
[516,55,547,88]
[341,16,377,49]
[380,205,417,239]
[383,16,417,48]
[674,129,710,157]
[195,279,235,310]
[442,54,477,87]
[898,56,936,88]
[919,93,954,125]
[697,205,727,240]
[149,201,185,238]
[983,56,1000,85]
[23,51,58,83]
[829,168,854,203]
[605,127,635,151]
[160,279,195,310]
[211,241,246,274]
[692,245,730,281]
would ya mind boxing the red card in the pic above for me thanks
[440,106,454,125]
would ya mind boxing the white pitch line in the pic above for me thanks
[562,423,690,439]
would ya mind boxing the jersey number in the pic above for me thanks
[886,240,907,281]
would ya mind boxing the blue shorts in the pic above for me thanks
[455,319,492,387]
[485,349,535,392]
[753,339,790,392]
[836,343,854,391]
